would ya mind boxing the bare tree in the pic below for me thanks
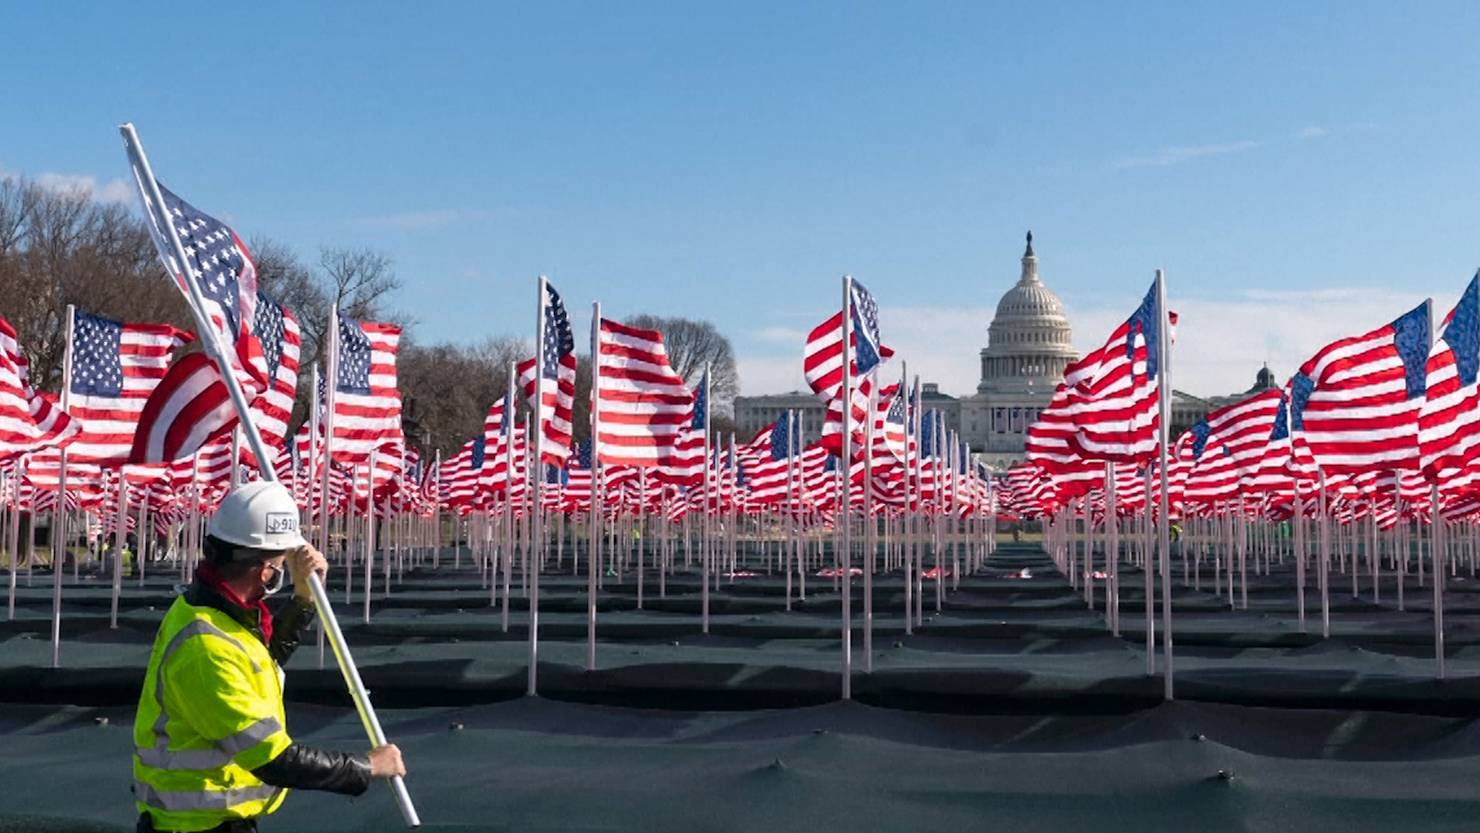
[398,336,529,457]
[0,177,185,391]
[320,247,402,320]
[627,314,739,417]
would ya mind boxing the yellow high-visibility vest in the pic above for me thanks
[133,595,293,832]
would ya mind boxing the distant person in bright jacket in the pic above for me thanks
[132,482,405,833]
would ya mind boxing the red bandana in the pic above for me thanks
[196,561,275,645]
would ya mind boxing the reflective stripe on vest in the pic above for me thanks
[134,781,282,812]
[135,619,283,771]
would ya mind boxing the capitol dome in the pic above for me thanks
[978,232,1078,395]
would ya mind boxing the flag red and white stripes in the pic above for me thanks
[1291,301,1429,475]
[0,318,78,461]
[327,316,402,464]
[247,294,302,454]
[64,310,190,464]
[1420,275,1480,480]
[1062,281,1174,463]
[595,318,694,468]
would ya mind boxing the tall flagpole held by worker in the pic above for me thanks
[119,123,420,828]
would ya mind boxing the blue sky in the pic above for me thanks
[3,1,1479,397]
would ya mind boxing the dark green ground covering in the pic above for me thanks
[3,541,1480,831]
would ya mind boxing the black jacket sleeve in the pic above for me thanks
[252,743,373,796]
[268,596,317,665]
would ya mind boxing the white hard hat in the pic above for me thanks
[207,481,307,551]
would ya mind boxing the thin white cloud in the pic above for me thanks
[32,171,134,204]
[348,209,491,231]
[1296,126,1328,140]
[1115,140,1259,169]
[751,325,807,346]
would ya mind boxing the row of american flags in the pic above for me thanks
[2,140,1478,551]
[1004,279,1480,530]
[5,168,1480,543]
[0,170,998,541]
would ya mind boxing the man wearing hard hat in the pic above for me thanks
[132,481,406,833]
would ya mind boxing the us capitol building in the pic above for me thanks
[733,232,1267,470]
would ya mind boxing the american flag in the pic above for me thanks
[128,169,268,394]
[1244,381,1304,495]
[563,439,594,510]
[1063,281,1174,463]
[246,293,301,454]
[1291,300,1428,475]
[481,396,529,500]
[1420,275,1480,480]
[744,412,796,504]
[516,279,577,467]
[870,382,909,468]
[803,278,895,458]
[595,318,695,468]
[658,368,709,487]
[63,310,190,465]
[130,352,238,464]
[441,440,482,508]
[0,318,79,461]
[327,314,402,464]
[1181,388,1283,506]
[1025,384,1097,476]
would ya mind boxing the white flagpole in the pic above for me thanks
[308,362,327,668]
[502,363,516,632]
[589,302,601,670]
[701,363,712,634]
[51,303,75,668]
[909,376,922,630]
[784,409,796,611]
[1105,461,1118,635]
[363,449,377,625]
[321,310,341,584]
[1154,269,1174,701]
[110,469,127,629]
[901,367,912,633]
[1318,470,1331,638]
[1425,296,1446,679]
[431,449,441,571]
[118,124,418,828]
[9,458,24,620]
[528,276,548,697]
[230,426,243,488]
[839,275,854,700]
[863,383,875,673]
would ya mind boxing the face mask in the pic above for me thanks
[262,562,287,597]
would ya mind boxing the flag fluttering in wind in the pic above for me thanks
[59,311,189,465]
[1291,301,1429,476]
[519,279,576,467]
[246,293,302,455]
[804,278,895,457]
[0,318,78,461]
[1062,281,1174,463]
[326,315,403,463]
[1182,388,1283,506]
[1420,274,1480,480]
[126,171,268,394]
[595,318,694,468]
[129,352,238,464]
